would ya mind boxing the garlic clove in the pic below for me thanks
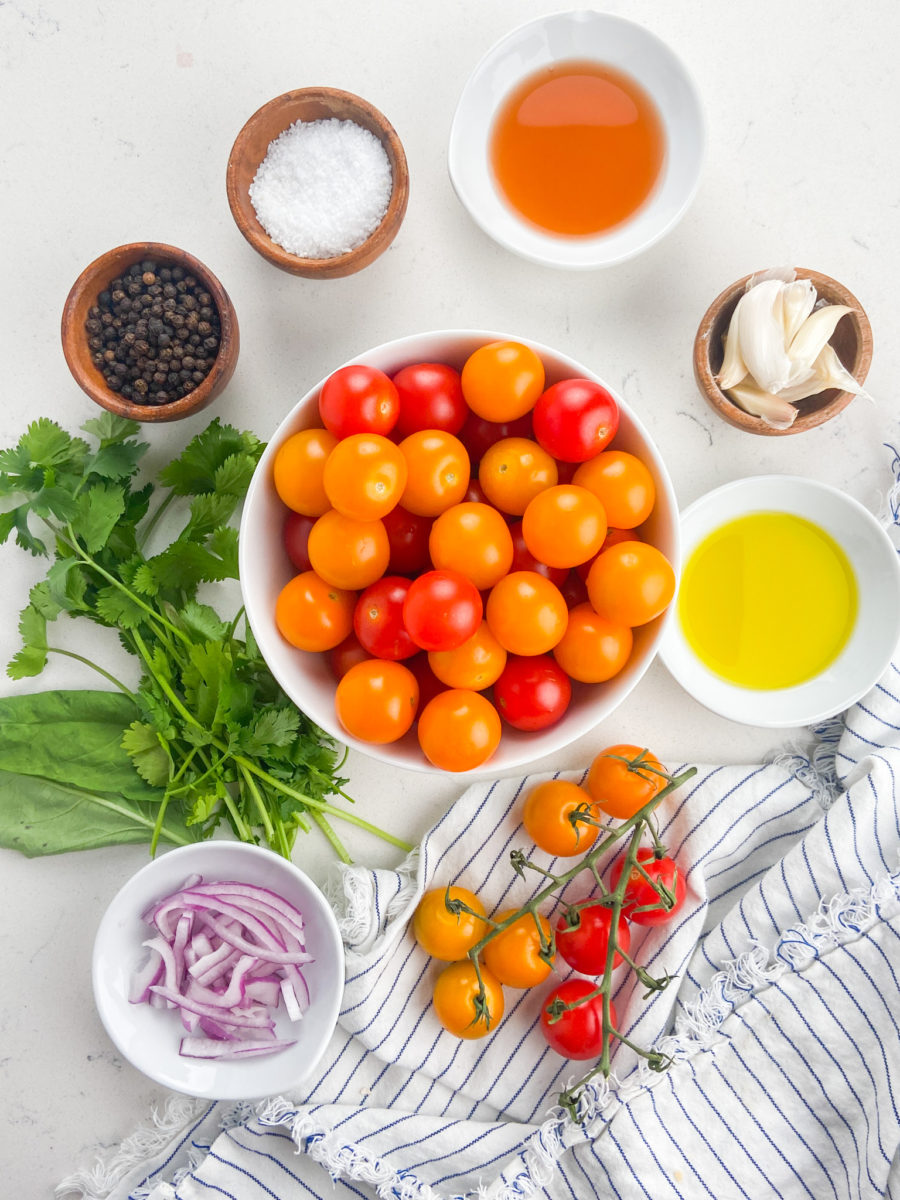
[809,343,862,395]
[736,278,793,394]
[781,279,817,344]
[726,380,799,429]
[716,303,749,391]
[787,304,852,375]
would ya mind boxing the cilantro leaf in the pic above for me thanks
[8,605,48,679]
[240,707,301,756]
[184,492,240,541]
[73,484,126,553]
[94,585,148,631]
[121,722,172,788]
[81,413,141,447]
[158,419,262,496]
[87,440,148,481]
[179,600,228,643]
[47,558,89,614]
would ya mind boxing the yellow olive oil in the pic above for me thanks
[678,512,857,690]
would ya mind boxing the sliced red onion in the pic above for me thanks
[179,1036,297,1060]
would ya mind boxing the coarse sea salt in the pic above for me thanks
[249,118,393,259]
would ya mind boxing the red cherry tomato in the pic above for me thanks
[407,652,447,712]
[559,570,590,609]
[555,902,631,975]
[508,521,568,585]
[403,569,483,652]
[459,411,533,465]
[319,364,399,438]
[540,979,614,1060]
[328,633,371,680]
[609,848,687,926]
[493,654,572,731]
[392,362,467,437]
[282,511,314,571]
[532,379,619,463]
[353,576,417,661]
[382,506,433,576]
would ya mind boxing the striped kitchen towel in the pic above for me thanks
[59,659,900,1200]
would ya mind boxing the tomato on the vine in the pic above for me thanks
[319,364,399,438]
[334,659,419,744]
[609,848,686,926]
[413,886,486,961]
[555,902,631,975]
[275,572,355,652]
[493,653,572,731]
[521,779,599,857]
[586,541,676,627]
[540,979,613,1060]
[532,378,619,463]
[403,569,483,652]
[392,362,467,437]
[353,576,417,660]
[433,960,504,1039]
[461,340,545,422]
[482,910,554,988]
[417,689,501,771]
[586,743,667,819]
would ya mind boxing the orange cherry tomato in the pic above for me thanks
[429,502,515,590]
[552,604,633,683]
[586,743,668,819]
[334,659,419,744]
[432,960,504,1039]
[460,340,545,422]
[478,438,558,517]
[307,510,390,590]
[586,541,676,627]
[275,571,355,652]
[417,689,502,772]
[428,622,507,690]
[323,433,408,521]
[413,887,486,961]
[521,484,607,569]
[573,451,656,529]
[272,428,338,517]
[482,910,554,988]
[522,779,600,857]
[398,431,471,517]
[486,571,568,656]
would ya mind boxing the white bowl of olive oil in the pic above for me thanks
[660,476,900,727]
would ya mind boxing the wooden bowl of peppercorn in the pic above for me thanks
[61,242,239,422]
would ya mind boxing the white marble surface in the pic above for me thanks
[0,0,897,1193]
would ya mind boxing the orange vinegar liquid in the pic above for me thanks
[489,60,666,236]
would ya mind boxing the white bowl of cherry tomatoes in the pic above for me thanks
[239,330,679,774]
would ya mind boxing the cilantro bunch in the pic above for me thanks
[0,414,409,863]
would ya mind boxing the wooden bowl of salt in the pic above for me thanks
[226,88,409,279]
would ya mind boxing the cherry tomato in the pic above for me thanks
[573,451,656,529]
[609,848,686,926]
[275,571,355,652]
[586,744,667,819]
[478,438,558,517]
[407,653,447,712]
[392,362,467,437]
[521,484,607,569]
[486,571,568,656]
[459,411,533,464]
[319,364,399,438]
[334,659,418,744]
[428,622,506,690]
[541,979,613,1060]
[559,570,590,609]
[463,478,491,506]
[429,502,515,591]
[461,340,545,422]
[327,633,371,680]
[413,886,486,961]
[353,576,417,660]
[272,428,337,516]
[282,511,314,571]
[574,528,635,583]
[493,654,572,731]
[532,378,619,463]
[508,521,568,585]
[417,689,501,772]
[482,910,554,988]
[398,431,470,517]
[323,433,407,521]
[382,505,433,576]
[307,510,390,591]
[433,960,504,1039]
[552,604,633,683]
[586,542,676,627]
[403,569,483,652]
[521,779,599,857]
[555,902,631,975]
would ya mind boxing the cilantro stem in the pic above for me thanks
[139,490,176,551]
[151,747,199,857]
[237,763,276,844]
[310,811,352,865]
[45,646,135,699]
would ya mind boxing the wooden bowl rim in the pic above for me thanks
[225,86,409,277]
[693,267,873,437]
[61,241,239,423]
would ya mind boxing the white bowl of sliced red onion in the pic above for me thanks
[92,842,344,1099]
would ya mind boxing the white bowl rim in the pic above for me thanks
[448,10,706,269]
[659,474,900,727]
[92,841,345,1099]
[239,327,680,776]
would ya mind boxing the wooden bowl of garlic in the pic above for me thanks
[693,268,873,436]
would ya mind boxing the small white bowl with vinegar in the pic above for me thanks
[660,476,900,727]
